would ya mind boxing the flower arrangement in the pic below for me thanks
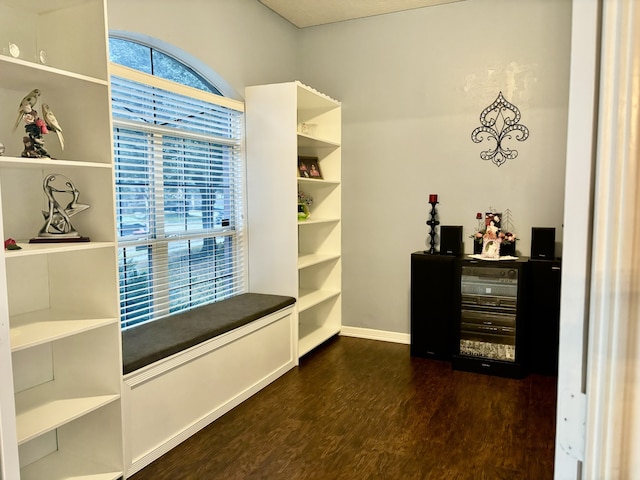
[498,230,518,244]
[470,212,518,257]
[298,190,313,207]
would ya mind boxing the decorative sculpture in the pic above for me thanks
[471,91,529,167]
[13,89,64,158]
[30,174,90,243]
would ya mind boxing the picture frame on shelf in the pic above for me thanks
[298,156,322,179]
[485,212,502,229]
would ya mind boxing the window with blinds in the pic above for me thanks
[111,65,246,329]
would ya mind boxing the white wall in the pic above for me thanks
[298,0,573,333]
[107,0,299,98]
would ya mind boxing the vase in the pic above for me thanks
[501,241,516,257]
[473,241,482,255]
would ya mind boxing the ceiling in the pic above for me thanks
[259,0,466,28]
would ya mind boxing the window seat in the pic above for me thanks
[122,292,296,374]
[122,292,298,476]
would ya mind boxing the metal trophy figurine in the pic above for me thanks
[30,174,90,243]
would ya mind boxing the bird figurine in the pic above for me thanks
[42,103,64,150]
[13,89,41,132]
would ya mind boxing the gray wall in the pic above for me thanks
[108,0,573,336]
[299,0,572,334]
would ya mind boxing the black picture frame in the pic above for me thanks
[298,156,322,179]
[485,212,502,230]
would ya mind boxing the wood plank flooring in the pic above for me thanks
[129,336,557,480]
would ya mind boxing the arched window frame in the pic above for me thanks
[109,31,242,100]
[109,34,246,330]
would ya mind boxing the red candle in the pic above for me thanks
[429,194,438,203]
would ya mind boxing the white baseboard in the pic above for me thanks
[340,326,410,345]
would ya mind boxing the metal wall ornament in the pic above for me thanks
[471,91,529,167]
[30,173,90,243]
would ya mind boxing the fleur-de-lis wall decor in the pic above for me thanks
[471,92,529,167]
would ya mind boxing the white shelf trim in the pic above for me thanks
[15,383,119,445]
[10,310,117,352]
[297,132,341,148]
[294,81,340,105]
[4,241,115,258]
[298,289,340,312]
[298,253,341,270]
[298,324,341,356]
[297,177,340,186]
[0,156,112,170]
[20,449,122,480]
[0,54,108,86]
[297,217,340,226]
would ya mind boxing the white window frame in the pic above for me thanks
[111,63,247,329]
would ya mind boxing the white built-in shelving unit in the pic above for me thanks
[246,81,341,358]
[0,1,123,478]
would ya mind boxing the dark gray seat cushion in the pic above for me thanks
[122,293,296,374]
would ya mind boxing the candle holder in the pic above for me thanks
[425,201,439,254]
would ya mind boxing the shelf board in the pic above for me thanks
[297,133,340,149]
[21,449,122,480]
[10,310,117,352]
[297,177,340,186]
[298,217,340,226]
[1,0,91,14]
[0,156,112,170]
[15,382,119,445]
[296,81,340,110]
[0,54,108,90]
[298,289,340,312]
[298,253,340,270]
[4,241,115,258]
[298,323,341,357]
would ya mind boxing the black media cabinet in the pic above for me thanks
[410,252,561,379]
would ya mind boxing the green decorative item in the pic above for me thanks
[298,203,310,220]
[298,190,313,221]
[4,238,21,250]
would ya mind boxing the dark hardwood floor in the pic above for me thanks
[129,336,557,480]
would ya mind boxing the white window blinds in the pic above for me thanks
[111,65,246,329]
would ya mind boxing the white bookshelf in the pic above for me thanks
[246,81,342,359]
[0,0,124,477]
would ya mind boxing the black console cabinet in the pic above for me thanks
[410,252,459,360]
[411,253,561,378]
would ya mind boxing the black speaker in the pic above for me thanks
[531,227,556,259]
[527,259,562,375]
[411,253,459,359]
[440,225,463,255]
